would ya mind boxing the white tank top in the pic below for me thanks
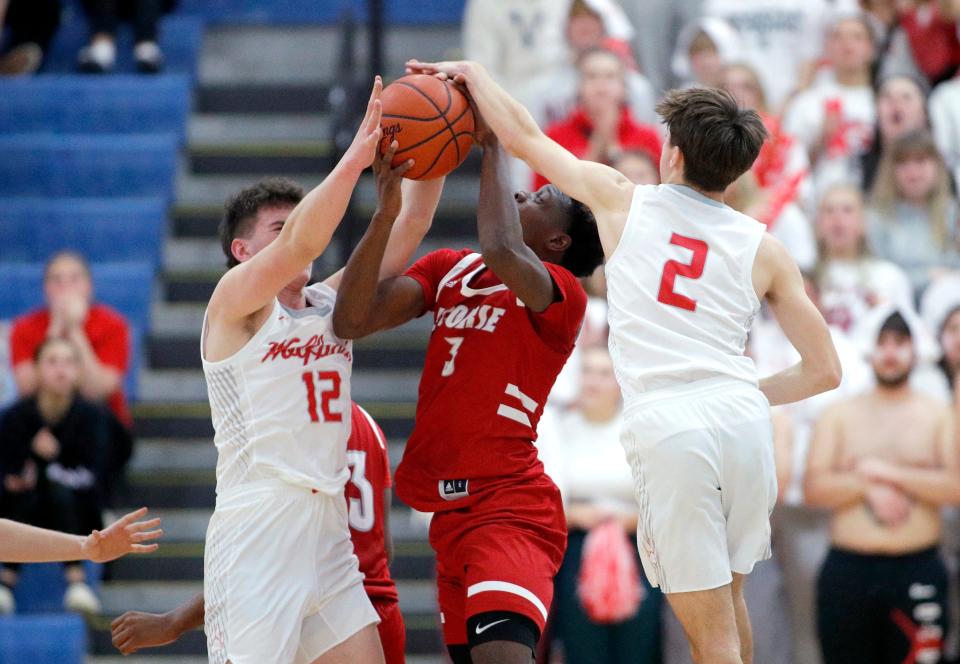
[606,184,765,405]
[201,283,352,495]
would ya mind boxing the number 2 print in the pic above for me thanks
[657,233,708,312]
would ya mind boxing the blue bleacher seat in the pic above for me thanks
[0,262,154,400]
[174,0,465,24]
[0,614,87,664]
[0,134,178,200]
[0,76,192,140]
[43,10,204,77]
[12,562,102,614]
[0,198,167,267]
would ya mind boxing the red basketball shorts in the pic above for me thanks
[428,475,567,646]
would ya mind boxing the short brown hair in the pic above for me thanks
[219,178,304,268]
[656,87,767,192]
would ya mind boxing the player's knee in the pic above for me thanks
[470,641,534,664]
[466,611,538,664]
[690,635,742,664]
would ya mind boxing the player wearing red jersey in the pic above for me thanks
[111,403,405,663]
[332,114,604,664]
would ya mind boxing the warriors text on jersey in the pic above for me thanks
[606,184,766,406]
[396,249,587,512]
[201,282,353,495]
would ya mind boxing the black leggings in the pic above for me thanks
[817,547,948,664]
[81,0,164,42]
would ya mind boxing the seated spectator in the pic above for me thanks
[0,0,60,76]
[10,252,134,504]
[899,0,960,86]
[861,0,925,82]
[783,14,878,197]
[814,183,914,332]
[725,170,818,271]
[868,129,960,292]
[534,47,661,189]
[537,346,661,663]
[530,0,657,128]
[919,272,960,400]
[703,0,848,110]
[805,308,959,664]
[929,67,960,185]
[0,338,108,615]
[722,62,815,213]
[671,17,744,90]
[938,305,960,397]
[77,0,174,73]
[612,149,659,185]
[861,73,930,191]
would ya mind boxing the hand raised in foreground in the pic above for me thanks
[373,139,414,220]
[81,507,162,563]
[342,75,385,172]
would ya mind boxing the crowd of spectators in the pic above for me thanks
[0,252,134,617]
[0,0,171,75]
[463,0,960,661]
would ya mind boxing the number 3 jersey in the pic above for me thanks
[201,283,352,496]
[606,184,766,403]
[396,249,587,513]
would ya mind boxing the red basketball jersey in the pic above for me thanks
[346,402,398,602]
[396,249,587,512]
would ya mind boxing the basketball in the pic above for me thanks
[379,74,476,180]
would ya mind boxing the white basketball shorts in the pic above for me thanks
[620,376,778,594]
[204,479,378,664]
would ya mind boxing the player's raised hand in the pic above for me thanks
[81,507,162,563]
[111,610,180,655]
[373,140,414,220]
[343,76,384,171]
[406,59,477,86]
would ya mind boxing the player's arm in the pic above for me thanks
[112,592,204,655]
[332,144,428,340]
[407,59,634,256]
[476,134,556,311]
[754,234,842,406]
[803,405,867,509]
[207,77,383,326]
[859,407,960,505]
[0,507,160,563]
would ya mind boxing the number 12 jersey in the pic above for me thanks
[396,249,587,513]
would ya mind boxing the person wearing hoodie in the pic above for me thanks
[805,307,959,664]
[671,17,744,90]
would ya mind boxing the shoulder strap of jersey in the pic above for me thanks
[435,252,482,304]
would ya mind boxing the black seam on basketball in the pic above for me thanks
[391,104,474,160]
[393,81,446,120]
[396,80,460,162]
[409,131,473,178]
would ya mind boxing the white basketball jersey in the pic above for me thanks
[606,184,765,405]
[201,283,352,495]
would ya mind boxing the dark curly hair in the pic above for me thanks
[556,191,604,277]
[219,178,305,268]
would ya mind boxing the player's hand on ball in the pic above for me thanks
[406,59,476,85]
[373,140,413,219]
[343,76,384,171]
[81,507,162,563]
[111,610,179,655]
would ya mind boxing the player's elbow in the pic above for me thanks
[819,357,842,392]
[331,309,369,341]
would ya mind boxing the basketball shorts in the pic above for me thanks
[204,479,379,664]
[429,474,567,646]
[817,547,948,664]
[620,376,777,594]
[373,597,406,664]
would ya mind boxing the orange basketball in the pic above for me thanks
[379,74,476,180]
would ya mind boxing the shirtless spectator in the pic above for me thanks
[805,310,959,664]
[9,252,133,502]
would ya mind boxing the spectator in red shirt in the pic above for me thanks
[900,0,960,86]
[10,252,131,428]
[533,48,661,190]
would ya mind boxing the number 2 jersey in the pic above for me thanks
[606,184,766,405]
[396,249,587,513]
[201,282,352,496]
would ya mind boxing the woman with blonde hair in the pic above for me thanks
[868,129,960,291]
[814,183,914,332]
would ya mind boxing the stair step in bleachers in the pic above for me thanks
[0,134,178,199]
[0,76,192,138]
[175,0,464,25]
[0,198,167,267]
[0,614,87,664]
